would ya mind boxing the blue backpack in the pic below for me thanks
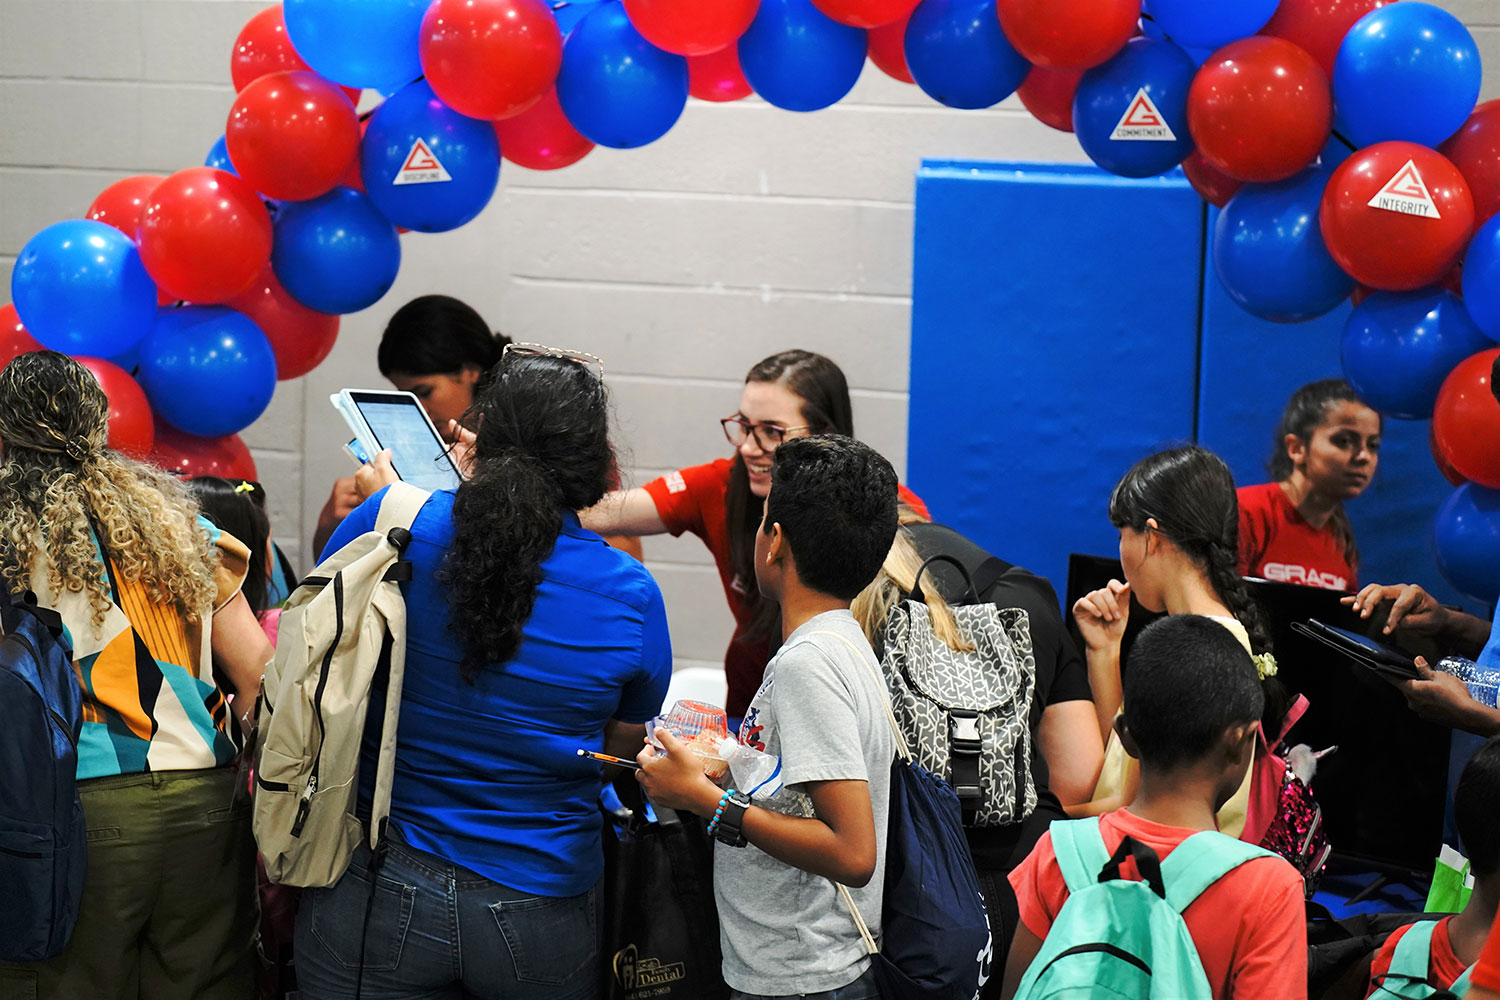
[0,594,85,962]
[824,631,994,1000]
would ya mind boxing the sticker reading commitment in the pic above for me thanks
[393,138,452,186]
[1367,160,1441,219]
[1111,89,1175,141]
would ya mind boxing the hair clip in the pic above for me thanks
[234,481,256,494]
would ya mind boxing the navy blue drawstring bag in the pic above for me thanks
[821,630,993,1000]
[0,593,85,962]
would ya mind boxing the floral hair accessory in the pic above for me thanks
[1253,652,1279,681]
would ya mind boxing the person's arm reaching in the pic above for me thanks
[581,488,669,537]
[1342,583,1490,659]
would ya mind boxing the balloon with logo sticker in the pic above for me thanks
[1073,37,1196,178]
[903,0,1027,111]
[11,219,158,359]
[137,306,278,438]
[740,0,868,112]
[1320,142,1475,291]
[556,3,688,147]
[1333,2,1481,149]
[1213,165,1352,323]
[272,187,402,314]
[360,80,501,232]
[1434,483,1500,605]
[1341,289,1491,419]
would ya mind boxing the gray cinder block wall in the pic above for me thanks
[2,0,1497,668]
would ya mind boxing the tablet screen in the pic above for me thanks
[1320,623,1414,666]
[352,395,462,492]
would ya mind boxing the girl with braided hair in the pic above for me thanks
[1070,446,1292,839]
[0,351,270,997]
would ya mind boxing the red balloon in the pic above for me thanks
[1433,348,1500,489]
[1259,0,1386,80]
[1431,422,1467,486]
[1188,37,1331,183]
[622,0,758,54]
[226,264,340,380]
[420,0,563,119]
[1440,101,1500,228]
[810,0,917,29]
[1320,142,1475,292]
[494,88,596,170]
[137,167,274,304]
[86,174,167,237]
[1016,65,1084,133]
[76,357,154,458]
[226,71,360,202]
[0,304,44,368]
[1182,150,1244,207]
[867,15,915,84]
[688,46,754,103]
[231,5,361,104]
[997,0,1137,70]
[149,422,259,481]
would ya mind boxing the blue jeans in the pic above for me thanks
[294,837,600,1000]
[729,965,880,1000]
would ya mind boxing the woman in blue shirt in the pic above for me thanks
[296,345,673,1000]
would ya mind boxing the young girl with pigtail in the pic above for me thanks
[1071,445,1297,845]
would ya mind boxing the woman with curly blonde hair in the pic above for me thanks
[0,351,270,999]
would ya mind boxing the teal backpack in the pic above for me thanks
[1368,920,1473,999]
[1014,816,1276,999]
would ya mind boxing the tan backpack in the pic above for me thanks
[253,482,429,887]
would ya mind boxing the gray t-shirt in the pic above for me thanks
[714,609,896,995]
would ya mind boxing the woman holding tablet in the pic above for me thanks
[582,349,928,721]
[1237,378,1381,592]
[299,344,671,998]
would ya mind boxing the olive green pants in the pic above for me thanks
[0,767,258,1000]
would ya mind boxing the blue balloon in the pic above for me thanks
[1333,2,1481,149]
[1341,290,1491,420]
[1212,167,1354,324]
[903,0,1028,111]
[739,0,867,113]
[272,187,402,315]
[360,80,501,233]
[283,0,427,93]
[1074,38,1196,179]
[553,0,604,37]
[11,219,157,358]
[556,4,687,147]
[1435,483,1500,606]
[1461,215,1500,344]
[1142,0,1279,50]
[205,135,237,175]
[138,306,277,437]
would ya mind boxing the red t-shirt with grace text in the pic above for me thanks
[1237,482,1355,592]
[643,457,927,718]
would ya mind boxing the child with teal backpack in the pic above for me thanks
[1365,735,1500,999]
[1000,615,1308,999]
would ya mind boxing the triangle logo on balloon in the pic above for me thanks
[1367,160,1441,219]
[1111,89,1175,142]
[393,138,453,186]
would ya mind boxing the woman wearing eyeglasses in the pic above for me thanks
[583,349,929,722]
[297,345,671,999]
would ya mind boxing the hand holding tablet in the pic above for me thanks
[331,389,462,493]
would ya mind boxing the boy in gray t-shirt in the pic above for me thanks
[639,435,900,1000]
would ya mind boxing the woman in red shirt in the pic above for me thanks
[583,349,926,720]
[1238,379,1381,592]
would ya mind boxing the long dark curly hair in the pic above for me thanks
[438,351,615,681]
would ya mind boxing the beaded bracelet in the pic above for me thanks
[705,788,737,836]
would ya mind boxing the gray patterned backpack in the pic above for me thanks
[878,555,1038,827]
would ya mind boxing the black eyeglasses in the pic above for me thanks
[720,416,811,451]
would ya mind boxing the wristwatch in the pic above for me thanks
[713,790,753,847]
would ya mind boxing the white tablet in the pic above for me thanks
[331,389,463,492]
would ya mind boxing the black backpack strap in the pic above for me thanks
[911,554,979,606]
[1098,836,1167,899]
[968,556,1010,605]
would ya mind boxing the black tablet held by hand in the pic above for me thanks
[1289,619,1421,683]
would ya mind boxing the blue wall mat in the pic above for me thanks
[1195,204,1474,612]
[908,160,1204,597]
[910,162,1478,614]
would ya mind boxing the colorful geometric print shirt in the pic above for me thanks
[26,517,250,780]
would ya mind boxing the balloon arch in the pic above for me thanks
[7,0,1500,599]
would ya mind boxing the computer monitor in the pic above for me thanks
[1065,553,1451,876]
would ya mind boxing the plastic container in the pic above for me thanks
[649,700,730,779]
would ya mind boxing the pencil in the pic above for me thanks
[577,748,641,770]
